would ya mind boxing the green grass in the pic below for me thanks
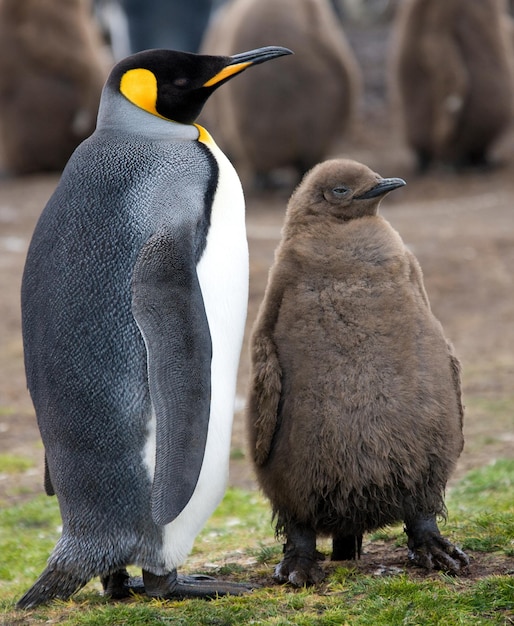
[462,395,514,451]
[0,453,34,474]
[0,460,512,625]
[464,395,513,421]
[229,447,246,460]
[447,459,514,556]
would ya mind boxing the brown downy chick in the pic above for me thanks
[0,0,109,176]
[247,158,468,587]
[390,0,513,172]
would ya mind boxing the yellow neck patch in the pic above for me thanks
[194,123,213,145]
[120,68,168,120]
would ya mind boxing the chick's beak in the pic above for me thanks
[355,178,406,200]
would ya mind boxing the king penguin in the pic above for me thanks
[17,45,292,609]
[247,159,469,586]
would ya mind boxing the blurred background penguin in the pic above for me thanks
[390,0,514,172]
[1,0,511,178]
[0,0,110,177]
[199,0,362,191]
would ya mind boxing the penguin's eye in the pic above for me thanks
[173,78,190,88]
[332,187,349,196]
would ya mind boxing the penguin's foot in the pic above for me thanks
[142,569,255,599]
[273,551,325,587]
[331,533,363,561]
[273,524,325,587]
[101,568,145,598]
[405,516,469,575]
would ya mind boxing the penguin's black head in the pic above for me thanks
[290,159,406,222]
[108,47,292,124]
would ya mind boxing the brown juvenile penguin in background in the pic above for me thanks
[200,0,360,188]
[0,0,109,176]
[247,158,469,586]
[390,0,513,171]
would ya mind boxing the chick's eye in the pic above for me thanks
[332,187,349,196]
[173,77,189,87]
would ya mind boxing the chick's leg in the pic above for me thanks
[273,524,325,587]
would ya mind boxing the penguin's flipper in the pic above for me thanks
[132,233,212,526]
[447,344,464,433]
[408,251,464,432]
[249,333,282,466]
[248,261,291,466]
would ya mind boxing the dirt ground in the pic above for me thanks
[0,17,512,580]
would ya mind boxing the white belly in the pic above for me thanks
[159,138,248,568]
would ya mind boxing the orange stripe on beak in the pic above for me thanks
[203,62,252,87]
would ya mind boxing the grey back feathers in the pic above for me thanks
[390,0,514,171]
[22,130,216,525]
[247,158,466,580]
[200,0,361,187]
[0,0,109,176]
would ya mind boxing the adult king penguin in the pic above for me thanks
[247,159,469,586]
[18,45,291,609]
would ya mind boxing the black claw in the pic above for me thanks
[405,515,469,575]
[429,540,469,574]
[408,545,434,570]
[273,551,326,587]
[452,545,470,567]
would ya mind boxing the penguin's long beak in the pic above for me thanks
[203,46,293,87]
[355,178,406,200]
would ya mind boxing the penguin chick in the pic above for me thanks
[200,0,360,189]
[17,45,291,609]
[247,158,468,587]
[0,0,110,176]
[390,0,513,172]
